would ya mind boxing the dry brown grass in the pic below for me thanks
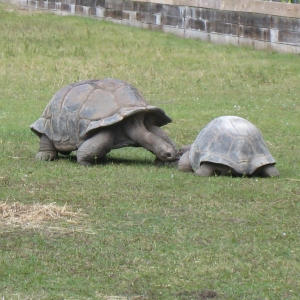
[0,201,80,222]
[0,201,94,234]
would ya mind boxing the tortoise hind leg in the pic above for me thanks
[255,164,280,177]
[35,134,58,161]
[77,129,114,166]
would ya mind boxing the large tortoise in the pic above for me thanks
[30,78,178,165]
[178,116,279,177]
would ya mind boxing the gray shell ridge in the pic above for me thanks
[30,79,172,150]
[189,116,276,174]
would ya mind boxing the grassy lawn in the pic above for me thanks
[0,3,300,299]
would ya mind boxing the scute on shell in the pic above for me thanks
[189,116,276,174]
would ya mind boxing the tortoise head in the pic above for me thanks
[151,140,178,162]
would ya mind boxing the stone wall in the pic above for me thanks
[7,0,300,53]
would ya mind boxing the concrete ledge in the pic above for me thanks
[162,25,185,38]
[185,28,211,42]
[211,33,239,46]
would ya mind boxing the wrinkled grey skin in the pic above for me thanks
[178,116,280,177]
[30,79,179,166]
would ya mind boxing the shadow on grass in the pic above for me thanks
[58,154,160,167]
[176,290,219,299]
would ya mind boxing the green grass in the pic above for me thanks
[0,3,300,299]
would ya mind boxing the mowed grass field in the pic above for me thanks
[0,3,300,299]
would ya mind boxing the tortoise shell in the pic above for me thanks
[30,78,172,149]
[189,116,276,175]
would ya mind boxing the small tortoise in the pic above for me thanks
[178,116,279,177]
[30,78,178,165]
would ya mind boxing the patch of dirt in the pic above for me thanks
[176,290,218,300]
[96,295,146,300]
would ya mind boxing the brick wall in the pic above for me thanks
[7,0,300,53]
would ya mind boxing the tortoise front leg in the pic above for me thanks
[194,162,217,177]
[122,113,177,162]
[35,134,58,161]
[197,163,239,177]
[177,151,193,172]
[144,114,177,149]
[77,129,115,166]
[196,163,237,177]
